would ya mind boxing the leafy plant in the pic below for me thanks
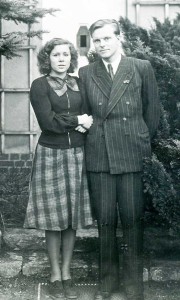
[0,168,30,228]
[0,0,59,59]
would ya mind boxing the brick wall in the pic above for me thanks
[0,153,33,170]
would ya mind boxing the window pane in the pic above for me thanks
[4,50,29,89]
[32,108,41,132]
[169,6,180,20]
[4,93,29,131]
[5,135,29,153]
[139,6,164,28]
[80,35,87,47]
[2,19,29,35]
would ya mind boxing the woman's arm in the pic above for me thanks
[30,78,79,134]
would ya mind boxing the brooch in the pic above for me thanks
[123,80,130,84]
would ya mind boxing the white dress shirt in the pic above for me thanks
[102,55,121,76]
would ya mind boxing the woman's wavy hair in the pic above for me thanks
[37,38,78,75]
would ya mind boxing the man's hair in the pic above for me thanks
[37,38,78,75]
[89,19,120,37]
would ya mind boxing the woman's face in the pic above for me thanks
[49,44,71,77]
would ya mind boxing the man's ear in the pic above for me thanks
[117,34,124,43]
[118,33,125,43]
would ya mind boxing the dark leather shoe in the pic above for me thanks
[94,290,111,300]
[47,280,65,299]
[62,279,77,299]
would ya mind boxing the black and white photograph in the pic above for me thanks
[0,1,180,299]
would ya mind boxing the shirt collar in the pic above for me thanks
[102,54,121,75]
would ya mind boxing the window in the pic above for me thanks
[80,35,87,47]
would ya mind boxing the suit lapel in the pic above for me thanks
[105,56,134,117]
[91,59,112,99]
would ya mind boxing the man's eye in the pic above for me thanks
[104,37,110,41]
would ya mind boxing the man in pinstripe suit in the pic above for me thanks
[78,19,160,300]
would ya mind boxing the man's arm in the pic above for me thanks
[78,67,92,115]
[142,60,160,138]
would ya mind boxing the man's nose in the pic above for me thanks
[100,39,106,47]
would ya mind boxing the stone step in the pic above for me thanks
[0,227,180,282]
[2,228,99,251]
[2,227,180,259]
[0,249,180,283]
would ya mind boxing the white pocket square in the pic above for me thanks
[123,80,130,84]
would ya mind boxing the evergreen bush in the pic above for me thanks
[0,0,58,59]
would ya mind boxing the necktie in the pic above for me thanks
[107,63,114,80]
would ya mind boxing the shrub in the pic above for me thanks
[119,16,180,231]
[0,168,30,229]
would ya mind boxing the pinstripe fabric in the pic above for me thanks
[78,56,160,174]
[24,144,92,231]
[88,172,144,298]
[78,56,159,300]
[117,173,144,299]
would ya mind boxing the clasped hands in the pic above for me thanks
[76,114,93,133]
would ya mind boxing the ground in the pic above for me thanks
[0,275,180,300]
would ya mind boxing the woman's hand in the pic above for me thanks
[77,114,93,129]
[75,125,87,133]
[76,114,93,133]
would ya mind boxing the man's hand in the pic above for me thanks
[77,114,93,129]
[75,125,87,133]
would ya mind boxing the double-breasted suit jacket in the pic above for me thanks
[79,56,160,174]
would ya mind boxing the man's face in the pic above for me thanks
[92,24,121,62]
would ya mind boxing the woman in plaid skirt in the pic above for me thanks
[24,38,93,299]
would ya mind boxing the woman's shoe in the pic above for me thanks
[47,280,65,299]
[62,279,77,299]
[94,290,111,300]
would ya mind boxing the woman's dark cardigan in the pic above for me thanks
[30,76,85,149]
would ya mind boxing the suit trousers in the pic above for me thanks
[88,171,145,299]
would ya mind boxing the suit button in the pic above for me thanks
[126,101,130,105]
[98,102,102,105]
[123,117,127,121]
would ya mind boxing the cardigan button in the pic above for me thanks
[123,117,127,121]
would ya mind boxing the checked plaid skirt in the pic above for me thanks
[24,144,93,231]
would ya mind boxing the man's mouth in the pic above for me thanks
[100,49,109,52]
